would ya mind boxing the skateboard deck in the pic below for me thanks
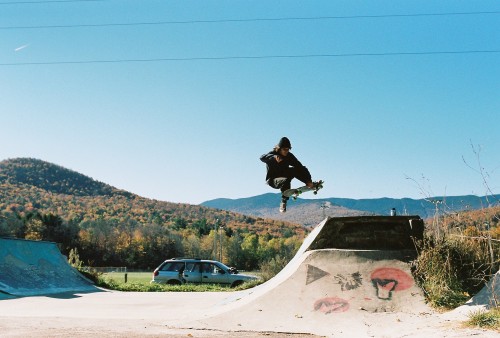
[283,180,324,200]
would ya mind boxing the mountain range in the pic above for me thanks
[1,157,498,229]
[201,192,500,227]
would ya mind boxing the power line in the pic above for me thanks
[1,11,499,30]
[1,50,498,66]
[0,0,104,4]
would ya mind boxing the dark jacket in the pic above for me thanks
[260,150,311,182]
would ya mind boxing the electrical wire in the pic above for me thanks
[1,11,499,30]
[1,50,498,66]
[0,0,104,4]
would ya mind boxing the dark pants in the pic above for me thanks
[266,167,311,200]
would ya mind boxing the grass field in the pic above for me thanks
[103,272,151,284]
[99,271,261,292]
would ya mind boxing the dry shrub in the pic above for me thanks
[413,234,496,309]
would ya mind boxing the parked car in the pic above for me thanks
[151,258,259,287]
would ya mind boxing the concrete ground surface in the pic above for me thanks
[0,288,498,338]
[0,290,321,337]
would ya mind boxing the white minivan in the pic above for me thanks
[151,258,258,287]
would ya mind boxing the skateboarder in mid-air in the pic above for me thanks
[260,137,314,213]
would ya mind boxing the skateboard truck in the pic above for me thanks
[285,180,324,201]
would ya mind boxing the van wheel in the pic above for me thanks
[231,280,243,288]
[167,279,182,285]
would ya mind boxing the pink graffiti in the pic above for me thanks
[313,297,350,314]
[370,267,413,300]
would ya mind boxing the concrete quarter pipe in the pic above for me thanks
[0,238,97,297]
[188,216,439,336]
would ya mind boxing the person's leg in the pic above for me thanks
[267,177,292,212]
[267,177,291,192]
[291,167,312,186]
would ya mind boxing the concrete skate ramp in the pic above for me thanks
[445,270,500,319]
[308,215,424,250]
[0,238,98,296]
[467,270,500,307]
[190,216,429,336]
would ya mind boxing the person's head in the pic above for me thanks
[275,137,291,156]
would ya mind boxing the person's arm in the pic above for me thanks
[260,151,279,164]
[287,153,305,168]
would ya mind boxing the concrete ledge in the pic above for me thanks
[307,216,424,251]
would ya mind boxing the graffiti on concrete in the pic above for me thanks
[306,264,363,291]
[370,267,413,300]
[306,264,330,285]
[308,266,416,315]
[313,297,350,314]
[334,272,363,291]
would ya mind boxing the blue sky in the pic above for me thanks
[1,1,499,205]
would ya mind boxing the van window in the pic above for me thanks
[186,262,198,272]
[160,262,184,271]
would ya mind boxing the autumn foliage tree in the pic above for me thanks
[0,158,306,270]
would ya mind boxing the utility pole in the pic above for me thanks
[219,226,224,262]
[320,202,330,218]
[213,219,219,261]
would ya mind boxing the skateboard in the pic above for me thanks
[283,180,324,201]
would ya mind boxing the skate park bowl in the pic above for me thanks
[0,237,98,297]
[187,216,429,335]
[3,216,494,337]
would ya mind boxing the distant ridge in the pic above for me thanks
[2,157,498,228]
[202,193,500,226]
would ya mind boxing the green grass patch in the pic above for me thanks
[104,272,151,284]
[97,271,260,292]
[465,308,500,330]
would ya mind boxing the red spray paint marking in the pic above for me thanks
[313,297,350,314]
[370,267,413,291]
[370,267,414,300]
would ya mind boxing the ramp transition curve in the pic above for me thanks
[0,238,97,296]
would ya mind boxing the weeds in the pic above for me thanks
[233,279,262,290]
[466,308,500,330]
[413,233,497,309]
[259,255,289,282]
[96,275,259,292]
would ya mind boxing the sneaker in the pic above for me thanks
[279,199,287,213]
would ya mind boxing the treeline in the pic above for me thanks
[0,158,307,270]
[0,158,326,229]
[0,180,306,268]
[0,211,304,270]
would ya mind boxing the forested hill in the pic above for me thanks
[0,157,131,197]
[0,158,303,237]
[0,158,306,269]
